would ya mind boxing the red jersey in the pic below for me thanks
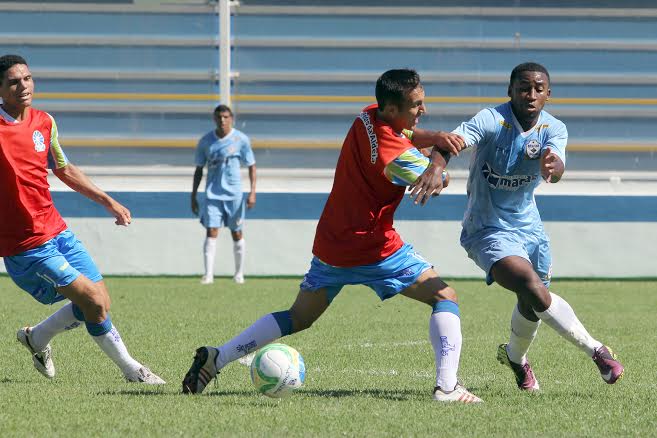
[0,107,68,257]
[312,104,414,267]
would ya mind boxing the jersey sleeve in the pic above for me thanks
[194,137,207,167]
[545,120,568,164]
[384,148,430,186]
[240,135,256,166]
[46,114,68,169]
[452,108,496,148]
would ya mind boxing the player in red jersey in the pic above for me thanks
[0,54,164,384]
[183,69,482,403]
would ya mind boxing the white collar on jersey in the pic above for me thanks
[510,104,542,139]
[214,128,234,141]
[0,105,20,123]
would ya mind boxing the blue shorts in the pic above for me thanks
[460,228,552,287]
[3,229,102,305]
[299,243,432,303]
[201,196,246,231]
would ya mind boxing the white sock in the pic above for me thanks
[233,238,245,277]
[506,304,541,365]
[92,326,142,375]
[203,236,217,278]
[216,313,282,370]
[535,292,603,356]
[429,311,461,392]
[30,302,82,350]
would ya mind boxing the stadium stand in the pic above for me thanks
[1,1,657,170]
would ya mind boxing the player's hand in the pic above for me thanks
[106,200,131,226]
[433,132,465,157]
[191,195,199,216]
[247,192,256,209]
[408,163,445,206]
[540,147,564,183]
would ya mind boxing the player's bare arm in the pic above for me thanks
[409,128,465,156]
[247,164,257,209]
[540,147,564,183]
[408,147,450,206]
[52,163,131,226]
[191,166,203,216]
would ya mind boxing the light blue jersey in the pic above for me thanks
[454,102,567,235]
[195,128,255,201]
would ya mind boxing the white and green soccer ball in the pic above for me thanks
[250,343,305,398]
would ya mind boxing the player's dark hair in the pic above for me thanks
[510,62,550,85]
[0,54,28,84]
[375,69,421,110]
[214,104,233,116]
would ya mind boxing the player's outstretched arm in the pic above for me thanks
[540,147,565,183]
[408,147,450,206]
[407,128,465,156]
[52,163,131,226]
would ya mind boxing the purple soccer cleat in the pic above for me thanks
[496,343,540,391]
[592,345,624,384]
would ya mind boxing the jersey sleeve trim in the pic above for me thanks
[46,113,68,169]
[384,148,430,186]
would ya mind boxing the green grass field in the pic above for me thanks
[1,276,655,437]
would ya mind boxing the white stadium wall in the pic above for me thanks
[2,168,656,278]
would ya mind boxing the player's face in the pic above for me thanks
[213,110,233,136]
[508,71,550,123]
[395,86,426,131]
[0,63,34,110]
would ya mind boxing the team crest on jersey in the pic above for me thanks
[33,130,46,152]
[525,139,541,160]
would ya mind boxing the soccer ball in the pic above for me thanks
[250,343,305,398]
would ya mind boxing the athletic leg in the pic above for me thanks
[182,287,330,394]
[401,269,481,403]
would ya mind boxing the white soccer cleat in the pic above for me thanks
[233,274,245,284]
[200,275,214,285]
[433,384,483,403]
[16,326,55,379]
[125,367,166,385]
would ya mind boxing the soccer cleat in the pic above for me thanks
[125,367,166,385]
[433,384,483,403]
[233,274,245,284]
[182,346,220,394]
[592,345,624,384]
[200,275,214,285]
[496,343,540,391]
[17,327,55,379]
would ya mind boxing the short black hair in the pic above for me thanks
[510,62,550,85]
[0,54,28,84]
[375,69,421,110]
[214,104,233,116]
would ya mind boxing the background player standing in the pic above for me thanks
[183,69,482,403]
[411,62,624,391]
[191,104,256,285]
[0,54,164,384]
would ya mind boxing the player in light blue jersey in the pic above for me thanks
[192,105,256,285]
[411,62,624,392]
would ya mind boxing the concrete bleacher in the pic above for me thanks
[1,1,657,160]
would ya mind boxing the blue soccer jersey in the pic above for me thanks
[454,102,567,235]
[194,128,255,201]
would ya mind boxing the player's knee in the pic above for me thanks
[289,308,317,333]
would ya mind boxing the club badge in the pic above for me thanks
[525,139,541,160]
[33,130,46,152]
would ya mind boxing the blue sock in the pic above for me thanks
[85,314,113,336]
[71,303,85,321]
[272,310,293,336]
